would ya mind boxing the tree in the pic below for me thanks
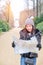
[36,0,43,16]
[36,0,38,16]
[0,0,11,22]
[33,0,35,16]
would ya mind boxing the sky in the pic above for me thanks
[0,0,33,10]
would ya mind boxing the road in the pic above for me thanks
[0,28,43,65]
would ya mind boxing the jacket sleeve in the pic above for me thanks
[35,30,42,50]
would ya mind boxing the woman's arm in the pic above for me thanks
[35,29,42,50]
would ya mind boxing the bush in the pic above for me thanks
[40,14,43,21]
[36,22,43,33]
[0,28,2,32]
[34,16,40,26]
[34,14,43,26]
[0,19,10,32]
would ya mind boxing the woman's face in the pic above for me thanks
[25,24,33,32]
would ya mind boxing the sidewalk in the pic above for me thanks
[0,28,43,65]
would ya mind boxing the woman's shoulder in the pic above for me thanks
[20,28,26,34]
[35,29,41,35]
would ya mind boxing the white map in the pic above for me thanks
[13,36,39,54]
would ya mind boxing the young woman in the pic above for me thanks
[20,18,42,65]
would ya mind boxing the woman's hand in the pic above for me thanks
[37,44,42,50]
[12,41,15,48]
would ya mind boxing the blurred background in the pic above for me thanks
[0,0,43,28]
[0,0,43,65]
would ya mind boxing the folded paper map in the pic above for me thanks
[13,36,39,54]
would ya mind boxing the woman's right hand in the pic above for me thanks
[12,41,15,48]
